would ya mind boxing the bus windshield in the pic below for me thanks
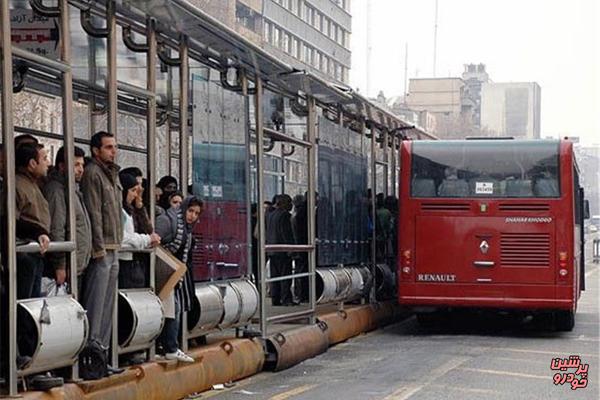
[410,140,560,198]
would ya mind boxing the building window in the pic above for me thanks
[236,2,261,33]
[273,26,280,47]
[282,32,290,53]
[290,0,298,14]
[301,1,309,21]
[303,43,310,63]
[291,37,298,58]
[315,52,321,69]
[321,54,328,72]
[264,21,271,42]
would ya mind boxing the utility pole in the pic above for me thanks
[433,0,439,77]
[404,42,408,103]
[366,0,372,96]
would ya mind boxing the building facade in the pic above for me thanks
[190,0,352,85]
[461,63,489,128]
[480,82,541,139]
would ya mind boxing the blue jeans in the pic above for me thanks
[159,293,181,354]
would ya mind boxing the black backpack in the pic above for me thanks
[79,339,107,380]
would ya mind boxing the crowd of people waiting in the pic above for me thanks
[0,131,201,390]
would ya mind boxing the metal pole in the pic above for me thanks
[254,78,268,336]
[306,97,317,324]
[370,125,377,303]
[105,0,120,369]
[58,4,81,379]
[106,0,118,136]
[146,19,157,360]
[391,134,397,197]
[383,130,389,197]
[0,0,18,393]
[179,36,189,197]
[242,71,253,279]
[178,36,190,350]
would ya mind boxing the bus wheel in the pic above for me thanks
[555,310,575,332]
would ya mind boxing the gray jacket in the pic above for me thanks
[80,158,123,258]
[43,170,93,275]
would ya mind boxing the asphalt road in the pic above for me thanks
[203,236,600,400]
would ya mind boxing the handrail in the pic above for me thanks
[119,245,154,253]
[16,241,76,253]
[267,308,315,323]
[11,47,70,72]
[265,244,315,253]
[263,127,312,148]
[266,272,313,284]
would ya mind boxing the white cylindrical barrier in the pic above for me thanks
[17,296,88,373]
[316,268,338,304]
[330,268,352,302]
[188,283,225,335]
[358,265,374,297]
[345,267,365,301]
[218,282,242,329]
[229,279,259,325]
[118,289,165,349]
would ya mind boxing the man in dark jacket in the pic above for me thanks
[80,131,123,374]
[15,143,51,299]
[43,146,92,292]
[291,195,308,303]
[265,194,295,306]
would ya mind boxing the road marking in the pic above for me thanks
[382,356,470,400]
[457,367,549,380]
[491,346,599,358]
[269,384,317,400]
[430,383,500,395]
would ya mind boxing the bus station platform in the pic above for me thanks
[19,301,404,400]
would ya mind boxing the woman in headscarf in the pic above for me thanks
[118,172,160,288]
[154,195,203,362]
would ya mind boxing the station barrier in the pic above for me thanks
[17,297,88,376]
[316,263,395,305]
[21,299,404,400]
[118,289,164,350]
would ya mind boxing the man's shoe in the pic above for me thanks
[106,365,125,376]
[165,349,194,363]
[29,374,63,391]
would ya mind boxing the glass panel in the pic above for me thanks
[317,117,369,266]
[411,140,560,198]
[191,67,248,281]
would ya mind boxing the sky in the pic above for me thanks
[350,0,599,144]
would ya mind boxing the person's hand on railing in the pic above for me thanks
[149,232,161,248]
[38,234,50,254]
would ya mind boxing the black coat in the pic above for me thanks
[265,208,295,256]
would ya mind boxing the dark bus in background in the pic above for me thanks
[398,139,588,331]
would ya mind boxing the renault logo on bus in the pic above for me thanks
[480,240,490,254]
[417,274,457,282]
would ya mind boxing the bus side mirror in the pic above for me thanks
[583,200,590,220]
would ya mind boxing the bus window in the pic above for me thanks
[410,140,560,198]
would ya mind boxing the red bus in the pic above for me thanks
[398,139,588,331]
